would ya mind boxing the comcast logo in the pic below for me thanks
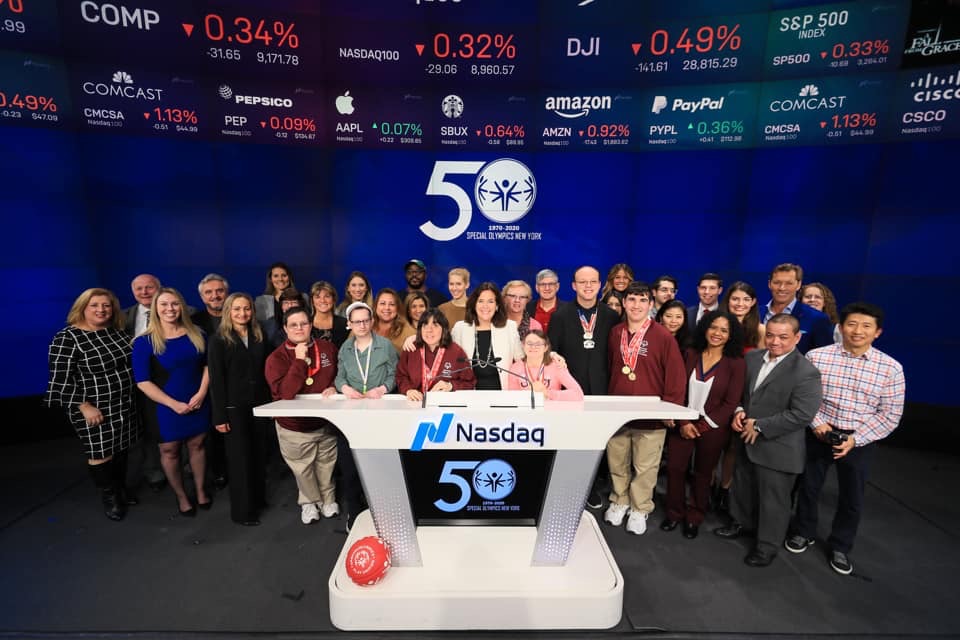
[798,84,819,97]
[112,71,133,84]
[218,85,233,100]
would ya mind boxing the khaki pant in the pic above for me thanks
[606,427,666,513]
[275,423,337,506]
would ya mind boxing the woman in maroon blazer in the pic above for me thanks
[397,309,475,402]
[662,310,745,539]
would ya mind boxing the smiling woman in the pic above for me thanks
[450,282,523,391]
[45,288,141,522]
[132,287,211,517]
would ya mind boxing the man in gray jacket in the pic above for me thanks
[714,313,822,567]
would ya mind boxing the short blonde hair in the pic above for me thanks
[448,267,471,287]
[66,288,124,330]
[502,280,532,299]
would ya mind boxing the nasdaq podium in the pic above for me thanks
[254,391,696,630]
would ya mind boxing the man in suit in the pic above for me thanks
[124,273,160,338]
[190,273,229,337]
[714,313,822,567]
[686,273,722,333]
[191,273,230,490]
[763,263,833,354]
[123,273,166,492]
[548,265,620,508]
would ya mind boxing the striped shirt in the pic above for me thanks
[806,343,905,447]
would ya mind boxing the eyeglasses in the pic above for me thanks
[405,268,425,275]
[657,287,677,293]
[575,280,600,286]
[537,281,559,288]
[287,322,311,329]
[504,294,530,301]
[524,342,546,348]
[350,318,372,326]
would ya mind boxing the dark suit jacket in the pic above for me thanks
[191,309,222,338]
[123,304,146,335]
[547,302,619,395]
[789,302,834,354]
[741,348,822,474]
[685,304,699,334]
[206,331,272,427]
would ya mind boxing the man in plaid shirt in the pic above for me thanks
[785,302,905,576]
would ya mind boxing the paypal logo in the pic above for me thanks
[411,413,453,451]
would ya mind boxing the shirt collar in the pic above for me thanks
[839,344,874,360]
[762,348,794,364]
[765,298,797,315]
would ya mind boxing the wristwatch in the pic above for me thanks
[754,421,762,434]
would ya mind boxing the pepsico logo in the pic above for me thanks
[345,536,391,586]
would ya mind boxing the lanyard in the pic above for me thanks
[354,341,373,394]
[420,346,446,393]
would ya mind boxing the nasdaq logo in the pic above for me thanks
[411,413,454,451]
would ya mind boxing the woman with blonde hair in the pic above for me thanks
[45,288,141,521]
[207,293,271,526]
[438,267,470,326]
[132,287,211,517]
[335,271,374,317]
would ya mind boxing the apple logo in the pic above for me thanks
[336,91,355,115]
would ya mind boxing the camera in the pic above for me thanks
[826,431,848,446]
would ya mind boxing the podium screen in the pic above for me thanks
[399,449,556,526]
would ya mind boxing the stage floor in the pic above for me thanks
[0,437,956,639]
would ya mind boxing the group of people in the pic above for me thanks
[45,259,904,576]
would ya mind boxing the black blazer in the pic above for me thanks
[311,314,350,349]
[206,331,272,426]
[547,302,619,395]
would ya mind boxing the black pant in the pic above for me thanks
[333,429,365,517]
[207,425,228,482]
[223,408,269,522]
[793,431,873,554]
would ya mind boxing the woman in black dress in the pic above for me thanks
[207,293,272,526]
[45,288,141,521]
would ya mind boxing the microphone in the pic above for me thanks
[456,357,536,409]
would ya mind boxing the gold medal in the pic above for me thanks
[305,376,314,386]
[621,365,631,375]
[628,372,636,381]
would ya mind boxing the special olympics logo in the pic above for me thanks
[474,159,536,224]
[472,459,516,500]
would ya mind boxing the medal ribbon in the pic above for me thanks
[620,319,651,373]
[578,308,597,337]
[420,347,446,393]
[525,362,545,388]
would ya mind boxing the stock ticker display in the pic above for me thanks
[1,0,959,149]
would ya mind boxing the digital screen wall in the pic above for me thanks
[2,0,958,405]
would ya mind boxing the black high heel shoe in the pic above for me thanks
[178,499,196,517]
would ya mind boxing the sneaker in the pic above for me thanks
[321,502,340,518]
[829,550,853,575]
[625,510,648,535]
[300,502,320,524]
[586,489,604,510]
[603,503,629,526]
[785,534,815,554]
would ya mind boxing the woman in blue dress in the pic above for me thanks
[133,288,211,516]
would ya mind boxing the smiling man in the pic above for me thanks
[191,273,229,337]
[764,263,833,354]
[714,313,822,568]
[787,302,905,576]
[686,273,722,332]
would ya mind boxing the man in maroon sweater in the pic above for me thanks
[264,308,340,526]
[604,282,686,535]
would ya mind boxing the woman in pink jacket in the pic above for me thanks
[508,330,584,401]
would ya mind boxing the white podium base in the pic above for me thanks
[329,511,623,630]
